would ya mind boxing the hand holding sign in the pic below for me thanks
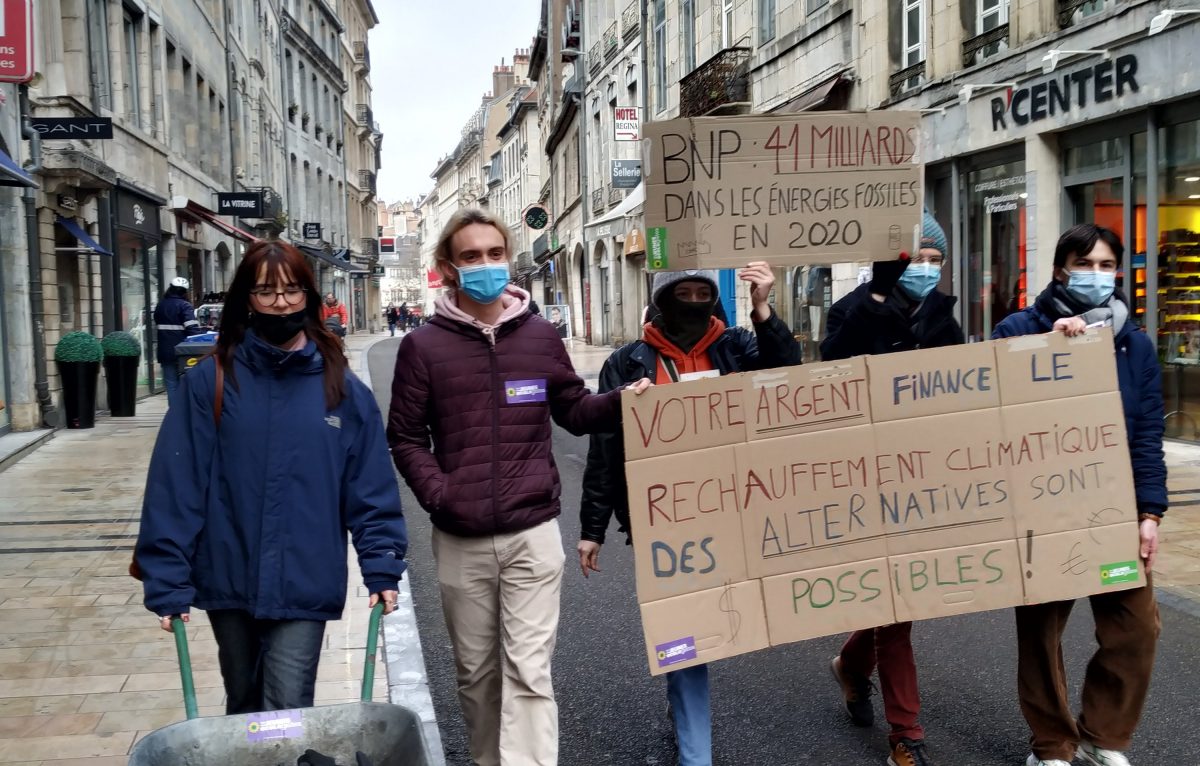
[628,378,653,395]
[739,262,775,323]
[1053,317,1088,336]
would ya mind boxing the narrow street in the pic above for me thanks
[369,335,1200,765]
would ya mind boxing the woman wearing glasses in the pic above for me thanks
[135,240,408,714]
[819,211,961,766]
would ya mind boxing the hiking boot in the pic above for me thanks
[1025,754,1073,766]
[1078,742,1132,766]
[829,655,874,727]
[888,738,933,766]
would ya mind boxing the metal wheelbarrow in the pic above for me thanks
[129,604,432,765]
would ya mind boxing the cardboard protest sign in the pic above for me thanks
[624,328,1144,676]
[641,112,924,271]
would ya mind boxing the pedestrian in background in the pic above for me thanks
[154,276,202,407]
[386,303,400,336]
[993,223,1165,766]
[136,240,408,715]
[387,208,649,766]
[578,265,800,766]
[322,292,349,337]
[820,210,961,766]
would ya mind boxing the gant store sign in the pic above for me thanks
[990,54,1140,131]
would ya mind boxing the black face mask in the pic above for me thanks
[657,296,716,351]
[251,309,308,346]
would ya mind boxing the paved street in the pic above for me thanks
[369,335,1200,766]
[0,334,389,766]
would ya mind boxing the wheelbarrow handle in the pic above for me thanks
[171,618,200,720]
[169,602,387,719]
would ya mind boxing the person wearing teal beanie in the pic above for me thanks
[821,210,963,766]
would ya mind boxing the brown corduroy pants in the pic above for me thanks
[1014,573,1160,762]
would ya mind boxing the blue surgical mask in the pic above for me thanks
[897,263,942,300]
[1066,270,1116,307]
[456,263,510,304]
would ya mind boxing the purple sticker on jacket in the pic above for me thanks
[246,710,304,742]
[506,379,548,404]
[655,636,697,668]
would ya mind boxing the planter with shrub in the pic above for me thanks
[55,331,102,429]
[101,331,141,417]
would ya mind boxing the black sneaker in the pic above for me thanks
[888,738,933,766]
[829,655,874,727]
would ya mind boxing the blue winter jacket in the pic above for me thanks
[136,331,408,620]
[154,293,202,364]
[991,288,1168,518]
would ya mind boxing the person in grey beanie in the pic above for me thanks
[577,262,800,766]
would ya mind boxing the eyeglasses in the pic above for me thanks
[911,254,945,266]
[250,286,307,306]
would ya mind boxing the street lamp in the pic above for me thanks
[1149,8,1200,36]
[1041,49,1109,74]
[958,82,1017,107]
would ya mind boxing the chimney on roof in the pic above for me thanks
[493,57,517,98]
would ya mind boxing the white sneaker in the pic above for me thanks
[1025,755,1072,766]
[1078,742,1132,766]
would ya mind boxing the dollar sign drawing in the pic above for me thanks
[718,582,742,642]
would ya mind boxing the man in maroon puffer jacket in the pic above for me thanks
[387,208,648,766]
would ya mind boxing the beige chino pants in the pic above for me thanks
[432,518,565,766]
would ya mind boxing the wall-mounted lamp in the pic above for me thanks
[958,82,1016,107]
[1149,8,1200,36]
[1041,48,1110,74]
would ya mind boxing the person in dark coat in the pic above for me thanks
[820,212,963,362]
[578,264,800,766]
[154,277,203,407]
[823,210,958,766]
[136,240,408,715]
[387,208,649,766]
[992,223,1165,766]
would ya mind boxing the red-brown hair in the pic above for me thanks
[214,240,347,409]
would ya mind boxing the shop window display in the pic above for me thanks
[966,162,1026,341]
[1156,119,1200,438]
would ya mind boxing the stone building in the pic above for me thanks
[0,0,385,436]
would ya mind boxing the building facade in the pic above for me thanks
[634,0,1200,437]
[0,0,386,435]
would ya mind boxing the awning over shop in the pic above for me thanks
[170,196,260,244]
[772,69,851,113]
[587,182,645,231]
[0,146,37,188]
[55,215,111,256]
[298,243,359,272]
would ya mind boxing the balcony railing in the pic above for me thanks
[359,237,379,256]
[358,170,376,194]
[609,186,624,205]
[355,104,372,128]
[962,23,1009,67]
[622,0,639,40]
[680,47,752,118]
[591,187,605,213]
[604,22,618,60]
[1057,0,1097,28]
[352,41,370,72]
[888,60,926,98]
[588,42,603,74]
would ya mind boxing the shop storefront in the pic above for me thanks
[112,187,164,399]
[921,12,1200,440]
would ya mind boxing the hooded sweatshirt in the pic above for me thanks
[389,284,625,536]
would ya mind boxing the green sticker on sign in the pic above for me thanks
[1100,561,1139,586]
[648,227,669,270]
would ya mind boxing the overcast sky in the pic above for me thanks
[372,1,543,205]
